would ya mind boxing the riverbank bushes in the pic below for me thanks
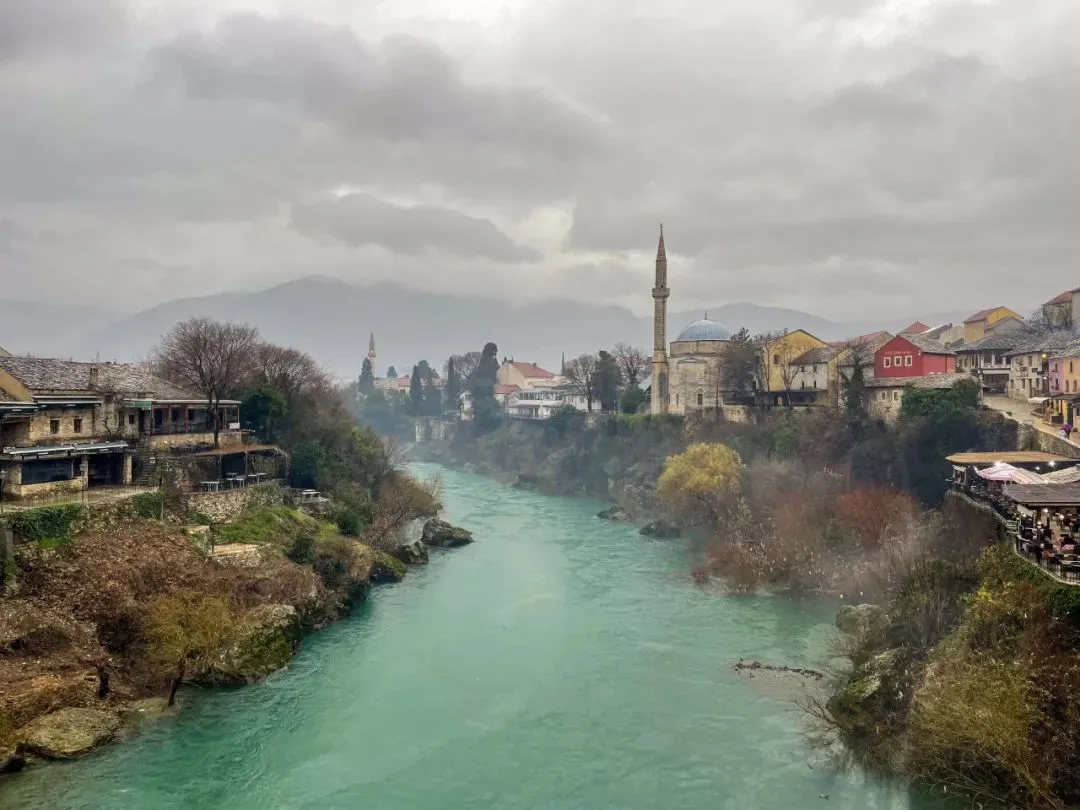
[814,541,1080,809]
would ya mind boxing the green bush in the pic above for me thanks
[132,491,164,519]
[215,506,323,547]
[6,504,85,543]
[286,533,317,565]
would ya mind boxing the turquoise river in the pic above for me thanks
[0,464,944,810]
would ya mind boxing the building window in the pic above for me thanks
[187,408,196,422]
[73,418,83,434]
[880,391,887,400]
[893,391,900,401]
[904,355,912,367]
[21,459,75,485]
[884,357,892,368]
[128,414,136,426]
[697,392,703,406]
[772,354,780,366]
[171,407,181,422]
[50,419,60,435]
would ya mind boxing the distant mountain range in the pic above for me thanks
[0,277,979,376]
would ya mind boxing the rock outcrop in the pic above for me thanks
[835,604,886,639]
[596,505,630,521]
[370,552,407,584]
[640,519,681,538]
[421,519,474,548]
[20,707,122,759]
[392,540,429,566]
[197,604,301,685]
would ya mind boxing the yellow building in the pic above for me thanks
[759,329,829,406]
[963,306,1024,344]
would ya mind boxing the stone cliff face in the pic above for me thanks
[0,508,465,769]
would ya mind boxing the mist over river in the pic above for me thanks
[0,464,942,810]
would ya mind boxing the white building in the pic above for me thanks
[506,387,589,420]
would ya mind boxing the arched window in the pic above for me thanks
[697,392,704,406]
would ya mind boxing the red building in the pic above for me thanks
[874,333,956,378]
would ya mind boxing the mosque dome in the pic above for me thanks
[674,318,732,342]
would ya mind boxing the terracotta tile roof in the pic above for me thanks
[494,384,520,395]
[0,357,197,399]
[899,321,930,334]
[510,361,555,379]
[964,307,999,324]
[1045,290,1075,306]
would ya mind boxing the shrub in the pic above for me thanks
[132,491,165,520]
[656,442,742,526]
[286,533,316,565]
[6,504,85,543]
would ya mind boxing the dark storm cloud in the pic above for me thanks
[291,194,541,262]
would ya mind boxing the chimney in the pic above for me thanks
[89,365,100,388]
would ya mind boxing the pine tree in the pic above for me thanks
[386,365,397,379]
[358,358,375,396]
[445,356,462,411]
[408,365,424,415]
[471,342,502,431]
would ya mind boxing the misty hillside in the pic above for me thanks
[1,277,977,376]
[0,301,114,359]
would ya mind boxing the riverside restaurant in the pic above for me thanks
[948,451,1080,582]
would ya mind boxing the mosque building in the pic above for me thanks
[649,227,732,415]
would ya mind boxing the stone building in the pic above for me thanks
[0,357,241,500]
[648,228,732,415]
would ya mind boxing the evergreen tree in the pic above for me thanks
[386,365,397,379]
[408,365,424,415]
[471,342,502,431]
[423,378,442,415]
[594,350,622,411]
[445,356,462,411]
[358,358,375,396]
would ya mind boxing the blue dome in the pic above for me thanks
[675,318,731,342]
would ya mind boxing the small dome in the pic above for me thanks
[675,318,731,342]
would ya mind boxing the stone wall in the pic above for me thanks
[1017,423,1080,460]
[24,407,99,443]
[148,431,242,450]
[186,483,284,523]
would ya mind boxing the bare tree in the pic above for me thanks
[752,330,787,406]
[156,318,260,447]
[704,356,726,421]
[564,354,599,412]
[447,352,482,382]
[612,343,649,387]
[251,344,326,404]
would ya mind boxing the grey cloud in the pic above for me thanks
[1,0,1079,322]
[0,0,128,62]
[291,194,541,262]
[151,15,605,162]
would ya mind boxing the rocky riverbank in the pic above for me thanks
[0,513,475,773]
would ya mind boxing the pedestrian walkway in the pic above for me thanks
[982,395,1080,450]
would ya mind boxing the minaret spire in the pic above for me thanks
[367,330,377,378]
[650,225,670,415]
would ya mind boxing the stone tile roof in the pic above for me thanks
[957,331,1034,353]
[1004,331,1080,357]
[866,372,973,389]
[792,346,843,365]
[0,357,198,399]
[901,332,954,354]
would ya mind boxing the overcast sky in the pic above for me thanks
[0,0,1077,320]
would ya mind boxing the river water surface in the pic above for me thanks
[1,464,939,810]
